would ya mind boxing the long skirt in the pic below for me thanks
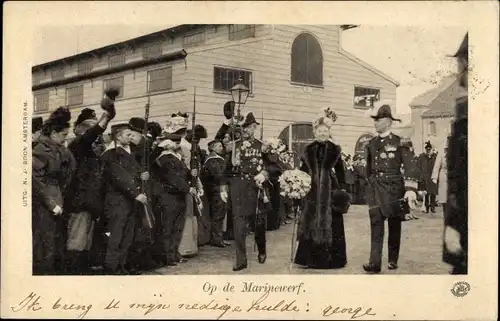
[294,214,347,269]
[179,194,199,257]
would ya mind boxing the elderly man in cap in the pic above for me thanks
[64,106,114,274]
[443,33,468,275]
[201,139,231,248]
[363,101,416,274]
[220,109,280,271]
[100,123,149,275]
[32,116,44,148]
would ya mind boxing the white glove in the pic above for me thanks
[52,205,63,216]
[198,188,204,197]
[220,191,228,203]
[431,178,437,184]
[444,226,462,254]
[254,173,266,187]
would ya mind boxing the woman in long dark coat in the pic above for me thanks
[32,107,76,275]
[294,110,349,269]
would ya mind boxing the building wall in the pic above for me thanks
[181,24,397,155]
[410,107,428,154]
[421,116,453,153]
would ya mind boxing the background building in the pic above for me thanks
[409,75,463,154]
[32,24,398,154]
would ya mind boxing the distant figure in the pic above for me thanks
[417,141,438,213]
[431,139,449,210]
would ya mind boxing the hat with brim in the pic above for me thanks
[447,33,468,58]
[111,123,130,137]
[208,139,222,151]
[128,117,146,134]
[239,112,260,128]
[160,115,188,141]
[368,103,401,122]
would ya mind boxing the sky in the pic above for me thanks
[34,24,467,119]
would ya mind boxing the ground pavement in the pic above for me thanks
[145,205,450,275]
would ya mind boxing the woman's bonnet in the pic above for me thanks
[313,107,338,129]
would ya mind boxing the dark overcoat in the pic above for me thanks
[65,124,106,218]
[417,153,438,194]
[298,141,346,245]
[364,133,414,219]
[100,146,142,221]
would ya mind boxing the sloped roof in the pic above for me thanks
[409,75,458,108]
[339,49,400,86]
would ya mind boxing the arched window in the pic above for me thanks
[429,121,437,136]
[291,33,323,86]
[278,122,315,162]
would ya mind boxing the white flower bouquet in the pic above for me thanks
[278,150,295,169]
[278,169,312,200]
[262,138,286,155]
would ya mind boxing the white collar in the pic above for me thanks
[158,150,182,161]
[379,131,392,138]
[103,141,131,154]
[204,153,224,164]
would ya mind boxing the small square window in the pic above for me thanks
[353,86,380,109]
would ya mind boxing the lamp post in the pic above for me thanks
[229,76,250,165]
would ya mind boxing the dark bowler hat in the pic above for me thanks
[449,33,468,58]
[111,123,130,137]
[369,103,401,122]
[74,108,97,127]
[425,141,432,150]
[147,121,163,140]
[128,117,146,134]
[241,112,260,128]
[32,116,43,134]
[223,101,236,119]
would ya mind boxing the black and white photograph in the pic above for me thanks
[29,23,470,276]
[2,2,498,320]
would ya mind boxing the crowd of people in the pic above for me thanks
[31,33,468,276]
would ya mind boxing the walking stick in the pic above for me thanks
[289,203,301,270]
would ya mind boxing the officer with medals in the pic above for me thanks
[443,33,468,275]
[363,102,415,274]
[219,109,278,271]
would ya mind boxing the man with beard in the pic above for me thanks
[443,33,468,275]
[220,111,279,271]
[64,106,114,274]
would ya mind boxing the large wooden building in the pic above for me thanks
[32,24,398,154]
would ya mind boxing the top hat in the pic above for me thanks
[32,116,44,134]
[74,108,97,127]
[239,112,260,128]
[368,101,401,122]
[128,117,146,134]
[449,33,468,58]
[223,101,236,119]
[100,86,120,119]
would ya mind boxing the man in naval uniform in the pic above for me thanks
[443,33,468,275]
[220,111,278,271]
[363,102,415,274]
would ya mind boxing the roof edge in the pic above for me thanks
[338,48,400,87]
[408,76,458,107]
[32,24,206,71]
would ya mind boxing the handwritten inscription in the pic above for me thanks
[10,285,378,320]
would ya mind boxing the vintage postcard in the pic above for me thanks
[1,1,498,320]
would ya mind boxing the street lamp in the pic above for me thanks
[229,76,250,165]
[230,76,250,119]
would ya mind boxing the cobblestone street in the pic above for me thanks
[145,205,450,275]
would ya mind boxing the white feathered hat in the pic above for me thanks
[366,100,401,122]
[313,107,338,129]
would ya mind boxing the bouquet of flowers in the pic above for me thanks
[342,152,354,171]
[262,138,287,154]
[278,169,312,199]
[278,150,295,170]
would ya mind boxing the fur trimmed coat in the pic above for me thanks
[298,141,346,245]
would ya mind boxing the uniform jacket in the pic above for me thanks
[221,137,281,185]
[100,145,143,218]
[364,132,414,218]
[65,124,106,217]
[297,140,346,245]
[32,135,76,211]
[201,152,225,196]
[417,153,438,194]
